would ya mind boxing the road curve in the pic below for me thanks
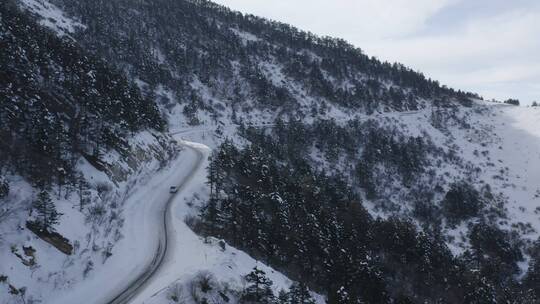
[106,141,205,304]
[105,114,428,303]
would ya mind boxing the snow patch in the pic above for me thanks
[19,0,86,37]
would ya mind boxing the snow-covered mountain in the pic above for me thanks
[1,0,540,303]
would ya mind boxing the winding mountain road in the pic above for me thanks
[106,140,206,304]
[104,115,427,304]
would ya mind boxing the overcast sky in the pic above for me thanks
[212,0,540,105]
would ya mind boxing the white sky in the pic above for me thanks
[212,0,540,105]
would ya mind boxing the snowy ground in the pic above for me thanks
[481,105,540,240]
[430,104,540,256]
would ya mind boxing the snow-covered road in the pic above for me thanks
[106,141,207,304]
[51,139,209,304]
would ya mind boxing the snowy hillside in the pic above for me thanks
[478,106,540,244]
[0,2,174,303]
[2,0,540,303]
[133,102,540,304]
[361,102,540,253]
[0,132,175,302]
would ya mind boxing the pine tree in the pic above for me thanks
[287,282,315,304]
[33,190,61,231]
[240,267,276,304]
[201,197,221,235]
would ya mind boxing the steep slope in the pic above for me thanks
[0,2,327,304]
[194,102,540,303]
[47,0,478,128]
[1,0,166,185]
[142,104,540,304]
[0,1,176,303]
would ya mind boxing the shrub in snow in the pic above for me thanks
[168,282,185,303]
[468,222,523,278]
[0,178,8,199]
[189,271,217,304]
[86,204,107,225]
[441,181,484,225]
[83,261,94,278]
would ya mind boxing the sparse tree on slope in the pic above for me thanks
[240,267,276,304]
[32,190,61,232]
[287,282,315,304]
